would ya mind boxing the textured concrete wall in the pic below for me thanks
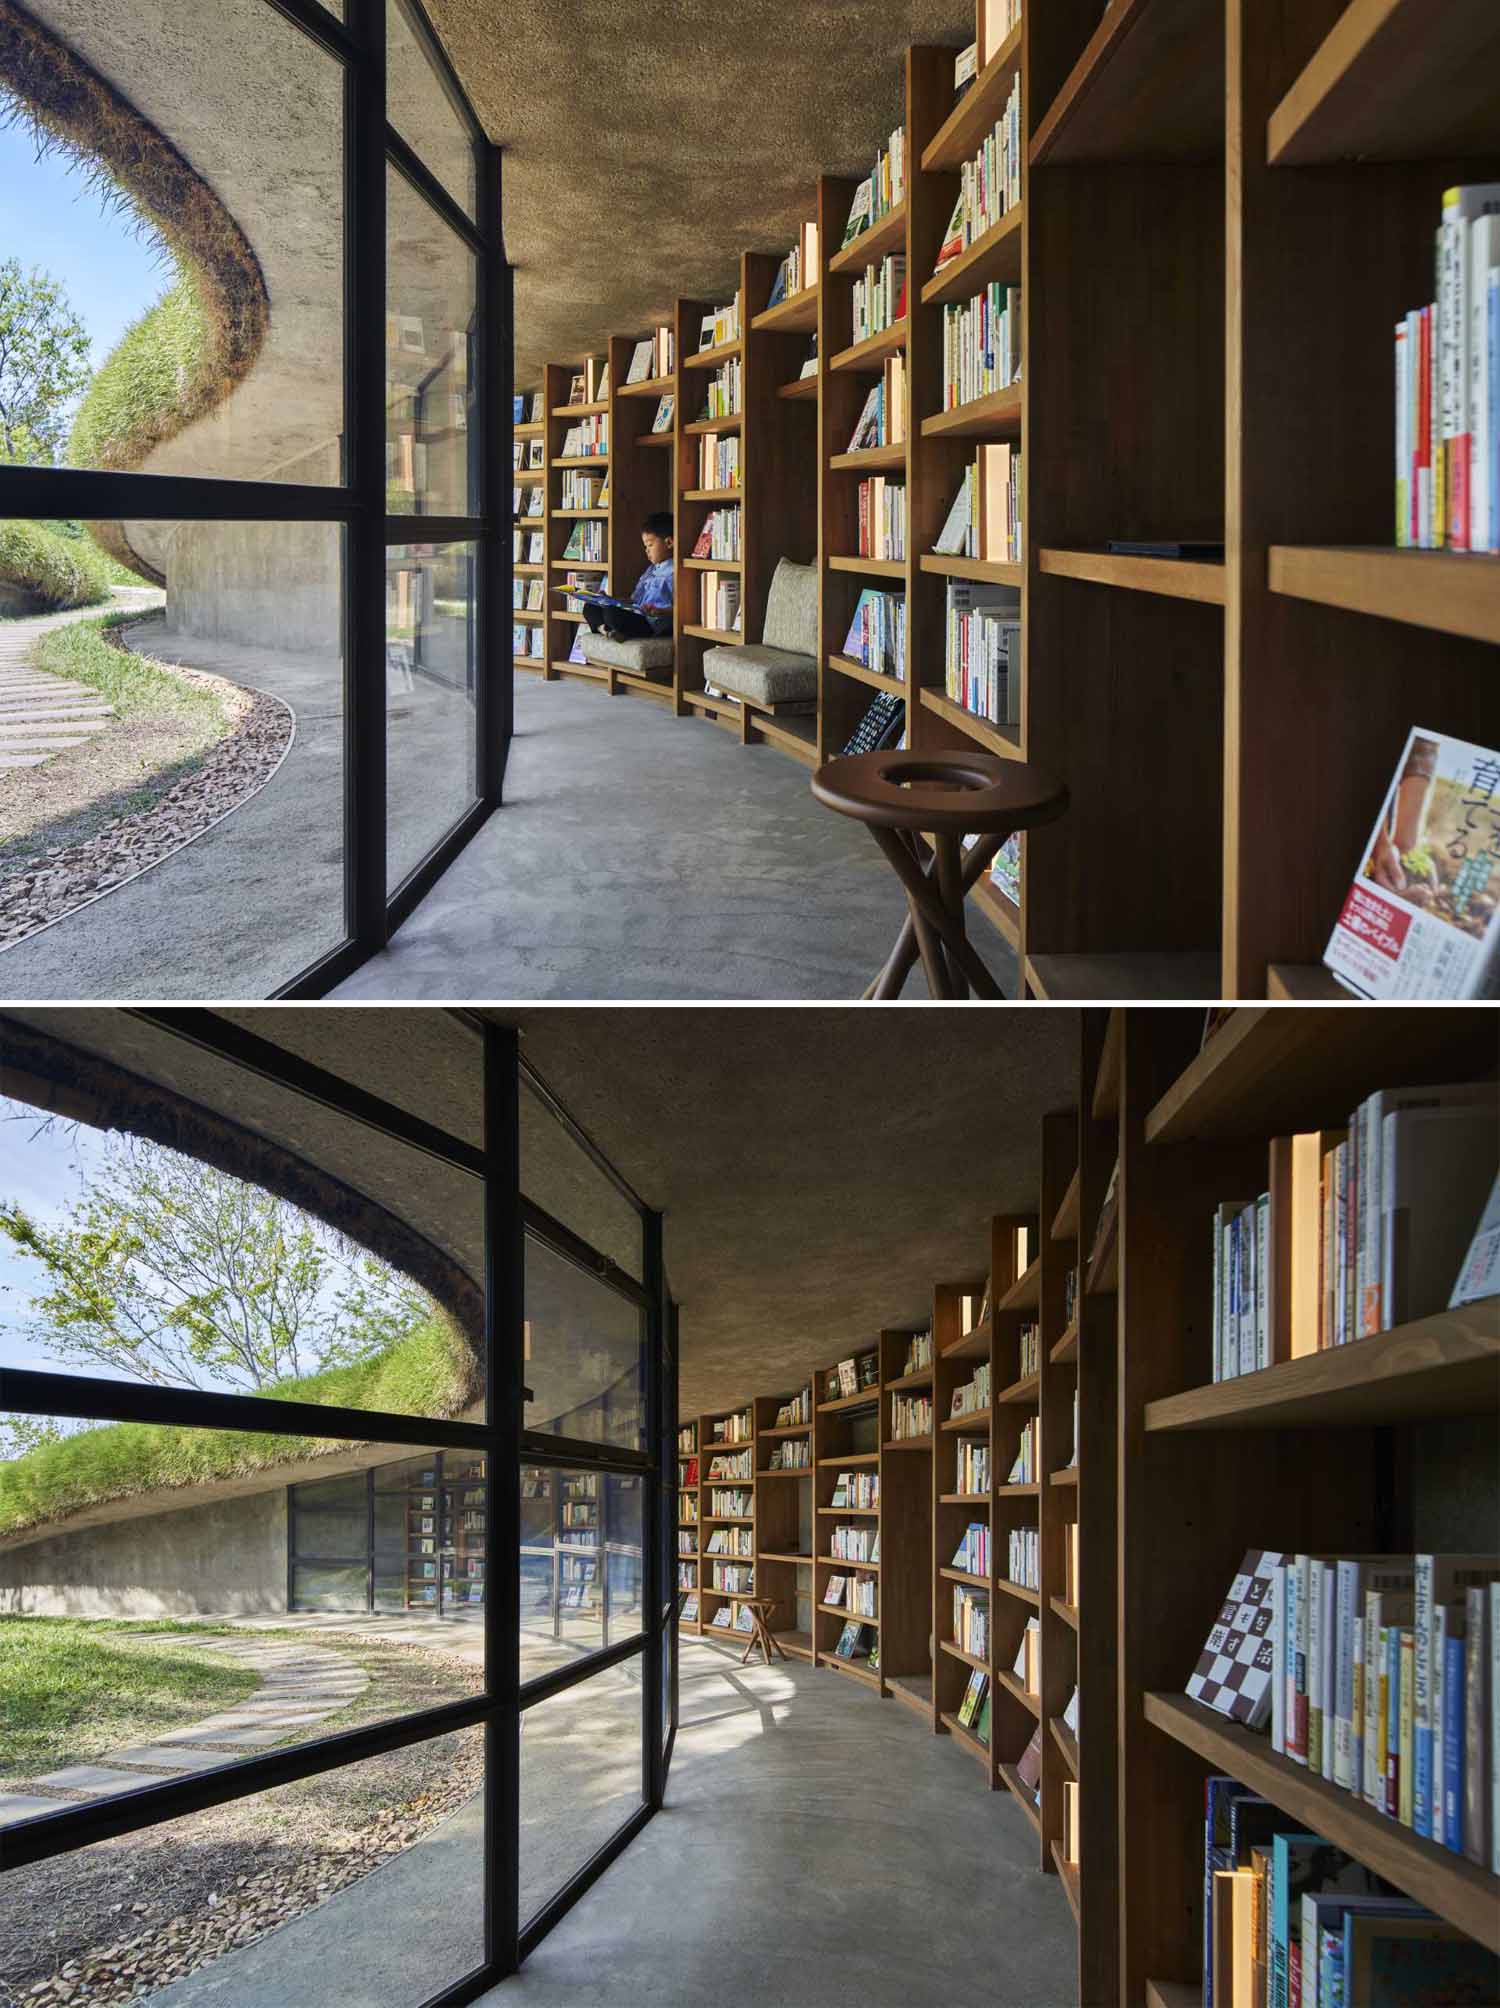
[159,441,342,656]
[0,1488,288,1618]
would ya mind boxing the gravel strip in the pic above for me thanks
[0,622,293,953]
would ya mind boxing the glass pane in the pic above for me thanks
[292,1559,367,1608]
[521,1070,645,1281]
[0,1727,482,2005]
[6,0,344,486]
[605,1473,645,1645]
[386,539,478,891]
[386,169,477,517]
[387,0,476,220]
[0,519,345,997]
[525,1237,645,1450]
[520,1658,644,1927]
[521,1462,640,1678]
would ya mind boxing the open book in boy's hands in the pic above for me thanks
[550,585,633,612]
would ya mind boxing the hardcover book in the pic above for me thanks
[1187,1550,1283,1729]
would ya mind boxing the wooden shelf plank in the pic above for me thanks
[997,1578,1042,1609]
[1145,1302,1500,1432]
[816,1385,881,1414]
[1145,1692,1500,1952]
[1039,546,1227,606]
[817,1453,878,1466]
[829,200,908,275]
[778,374,819,401]
[1029,0,1225,166]
[1050,1467,1079,1487]
[682,624,742,646]
[1268,545,1500,645]
[684,337,745,371]
[1145,1985,1199,2008]
[997,1760,1042,1834]
[826,652,906,698]
[830,319,910,374]
[997,1260,1041,1313]
[824,1652,880,1688]
[1051,1321,1080,1366]
[1050,1596,1079,1629]
[941,1490,995,1504]
[940,1637,990,1676]
[941,1311,992,1360]
[919,551,1023,587]
[1050,1715,1080,1779]
[615,373,676,398]
[682,486,742,503]
[921,208,1023,308]
[829,443,907,472]
[995,1667,1042,1719]
[817,1602,879,1625]
[1267,0,1500,164]
[1026,952,1224,1003]
[684,413,743,435]
[550,400,608,417]
[921,386,1022,440]
[940,1566,990,1591]
[1052,1168,1081,1242]
[751,286,820,334]
[918,686,1023,761]
[1266,963,1350,1002]
[884,1367,933,1393]
[941,1709,994,1772]
[941,1406,994,1433]
[1052,1843,1082,1923]
[922,21,1025,169]
[883,1434,934,1451]
[829,553,907,579]
[684,557,744,572]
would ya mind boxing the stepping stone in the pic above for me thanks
[162,1728,287,1748]
[0,753,49,767]
[0,720,108,737]
[35,1764,159,1797]
[109,1744,237,1773]
[0,1793,60,1827]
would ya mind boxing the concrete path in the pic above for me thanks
[0,588,160,769]
[0,1634,368,1830]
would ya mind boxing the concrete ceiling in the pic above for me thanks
[1,1009,1078,1422]
[424,0,973,390]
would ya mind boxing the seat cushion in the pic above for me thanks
[702,643,817,707]
[762,558,818,656]
[580,632,674,673]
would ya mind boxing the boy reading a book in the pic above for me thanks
[584,511,674,641]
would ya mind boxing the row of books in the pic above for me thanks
[700,356,741,421]
[559,416,607,458]
[676,1530,696,1554]
[1012,1615,1040,1697]
[1018,1324,1040,1378]
[774,1387,812,1427]
[562,522,605,563]
[512,579,544,610]
[856,476,906,562]
[678,1454,699,1488]
[1398,184,1500,553]
[691,506,741,562]
[890,1391,933,1440]
[1008,1525,1039,1592]
[705,1527,753,1557]
[934,444,1022,564]
[767,222,820,306]
[953,1584,989,1660]
[1210,1081,1497,1383]
[1201,1777,1499,2008]
[944,581,1020,729]
[559,470,605,509]
[624,325,675,384]
[827,1572,877,1617]
[955,1440,990,1494]
[512,486,543,517]
[952,1360,991,1417]
[1189,1552,1500,1871]
[707,1444,753,1478]
[514,530,544,564]
[707,1486,752,1517]
[697,569,741,632]
[766,1438,811,1470]
[934,73,1022,276]
[829,1522,878,1563]
[848,357,907,451]
[941,283,1021,411]
[850,254,907,345]
[902,1331,932,1376]
[512,623,545,660]
[696,432,740,489]
[955,1667,991,1746]
[697,293,741,353]
[513,391,545,423]
[841,587,905,679]
[1006,1414,1041,1485]
[841,125,906,248]
[676,1563,696,1592]
[710,1562,754,1593]
[953,1520,990,1576]
[830,1469,878,1510]
[826,1352,880,1399]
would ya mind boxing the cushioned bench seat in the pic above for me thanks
[579,631,674,675]
[701,643,816,710]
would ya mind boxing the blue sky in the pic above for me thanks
[0,1100,125,1380]
[0,108,170,374]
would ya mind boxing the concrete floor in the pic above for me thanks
[155,1640,1076,2007]
[336,675,1018,1001]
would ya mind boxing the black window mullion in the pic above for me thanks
[641,1211,664,1809]
[385,129,483,257]
[0,466,356,522]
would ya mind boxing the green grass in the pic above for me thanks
[0,1317,480,1537]
[0,1619,260,1779]
[0,519,117,613]
[30,609,224,739]
[67,276,208,476]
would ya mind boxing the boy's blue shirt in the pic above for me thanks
[631,558,674,612]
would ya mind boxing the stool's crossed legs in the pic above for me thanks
[863,828,1008,1000]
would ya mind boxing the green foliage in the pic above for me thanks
[0,257,90,465]
[67,276,206,473]
[27,611,223,740]
[0,518,115,611]
[0,1315,479,1536]
[0,1619,259,1780]
[1,1125,437,1393]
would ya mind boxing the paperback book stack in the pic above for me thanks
[955,1439,990,1493]
[841,126,905,247]
[676,1561,696,1592]
[513,391,545,422]
[560,469,604,509]
[697,570,741,632]
[711,1409,753,1444]
[705,1527,753,1557]
[857,478,906,561]
[1018,1324,1040,1376]
[953,1583,989,1658]
[560,415,607,458]
[512,578,543,612]
[889,1391,933,1440]
[934,73,1022,275]
[847,359,907,451]
[767,221,820,305]
[707,1484,752,1516]
[841,589,906,679]
[696,508,741,562]
[850,255,906,344]
[1209,1079,1497,1381]
[697,432,740,489]
[710,1561,754,1593]
[679,1591,699,1623]
[562,522,605,564]
[831,1523,878,1563]
[830,1469,879,1510]
[941,284,1021,410]
[943,581,1020,728]
[952,1361,991,1418]
[766,1438,811,1471]
[566,358,607,403]
[775,1388,812,1427]
[702,356,741,420]
[1395,183,1500,554]
[1007,1525,1039,1593]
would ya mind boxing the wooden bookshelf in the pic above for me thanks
[676,1418,702,1635]
[811,1344,883,1680]
[753,1386,815,1660]
[698,1403,758,1643]
[880,1326,936,1719]
[934,1265,999,1789]
[542,359,613,686]
[1112,1006,1500,2001]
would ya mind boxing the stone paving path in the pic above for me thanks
[0,587,162,769]
[0,1633,368,1829]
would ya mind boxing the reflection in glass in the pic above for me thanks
[521,1072,645,1282]
[524,1239,645,1451]
[520,1463,644,1678]
[519,1664,644,1927]
[387,0,476,220]
[386,167,477,517]
[386,539,478,890]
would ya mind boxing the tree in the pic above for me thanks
[0,1125,435,1395]
[0,257,90,466]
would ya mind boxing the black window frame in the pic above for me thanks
[0,0,513,1000]
[0,1008,677,2001]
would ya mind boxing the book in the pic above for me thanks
[933,479,972,556]
[1344,1910,1500,2003]
[1189,1551,1282,1729]
[1450,1169,1500,1306]
[1324,727,1500,998]
[1106,538,1225,560]
[651,393,674,433]
[1380,1102,1499,1328]
[624,336,654,385]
